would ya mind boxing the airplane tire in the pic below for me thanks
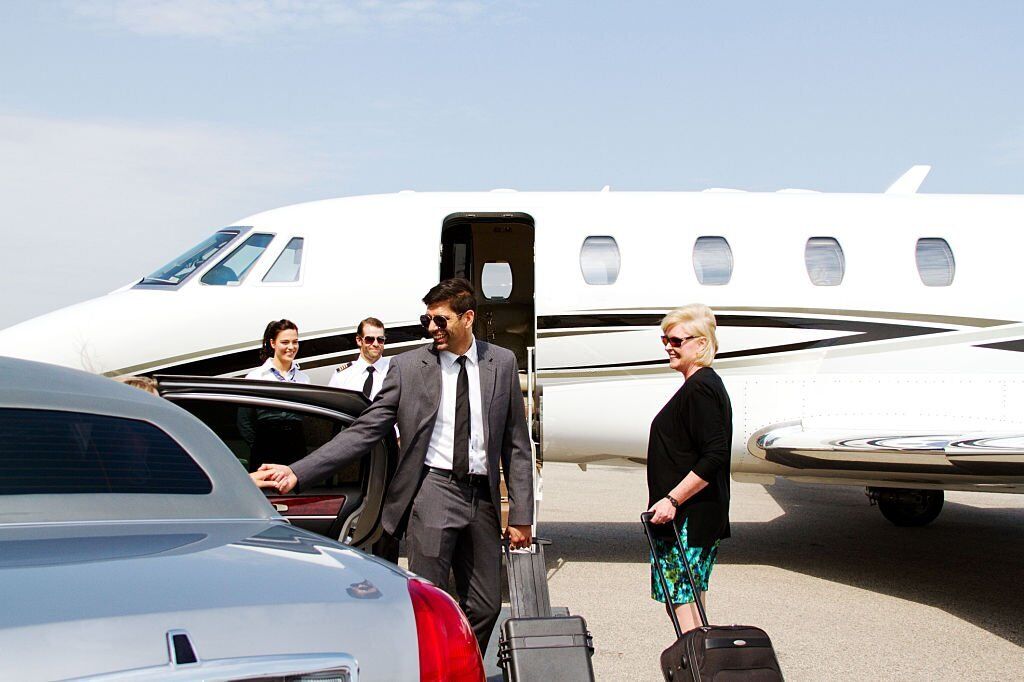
[875,488,944,527]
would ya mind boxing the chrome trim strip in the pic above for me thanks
[163,393,355,424]
[69,652,358,681]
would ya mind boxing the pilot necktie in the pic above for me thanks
[453,356,470,480]
[362,365,375,399]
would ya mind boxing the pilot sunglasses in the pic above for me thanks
[662,335,699,348]
[359,336,386,345]
[420,313,466,330]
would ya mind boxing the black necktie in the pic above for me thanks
[453,356,470,480]
[362,365,375,399]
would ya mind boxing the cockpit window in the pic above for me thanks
[262,237,304,283]
[140,230,240,285]
[201,233,275,286]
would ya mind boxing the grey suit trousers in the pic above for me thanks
[407,468,502,653]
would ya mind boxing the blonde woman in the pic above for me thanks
[646,304,732,633]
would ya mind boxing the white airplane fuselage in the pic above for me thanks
[6,188,1024,512]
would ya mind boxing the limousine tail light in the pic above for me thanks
[408,578,485,682]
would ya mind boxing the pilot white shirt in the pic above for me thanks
[244,359,311,384]
[328,356,391,399]
[425,340,487,475]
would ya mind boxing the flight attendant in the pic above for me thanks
[646,304,733,634]
[240,319,311,470]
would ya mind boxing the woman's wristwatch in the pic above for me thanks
[664,494,681,508]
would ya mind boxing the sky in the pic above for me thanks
[2,1,1023,328]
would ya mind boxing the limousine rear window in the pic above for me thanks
[140,229,241,286]
[0,409,212,495]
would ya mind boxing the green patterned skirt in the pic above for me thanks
[650,519,719,605]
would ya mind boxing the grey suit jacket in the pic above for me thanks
[291,340,535,536]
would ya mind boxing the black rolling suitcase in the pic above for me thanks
[641,512,784,681]
[498,538,595,682]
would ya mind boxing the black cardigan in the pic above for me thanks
[646,366,732,548]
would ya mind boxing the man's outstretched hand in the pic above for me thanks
[248,469,279,489]
[505,524,532,550]
[258,463,297,494]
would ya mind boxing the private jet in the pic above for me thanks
[5,165,1024,526]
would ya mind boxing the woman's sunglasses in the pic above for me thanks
[359,336,386,345]
[420,312,465,330]
[662,335,699,348]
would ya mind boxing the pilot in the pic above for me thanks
[328,317,390,400]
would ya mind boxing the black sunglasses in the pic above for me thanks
[662,335,699,348]
[359,336,386,345]
[420,312,465,330]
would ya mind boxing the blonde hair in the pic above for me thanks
[661,304,718,367]
[117,376,159,395]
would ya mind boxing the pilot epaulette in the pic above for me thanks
[335,362,353,372]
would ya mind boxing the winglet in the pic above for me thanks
[886,165,931,194]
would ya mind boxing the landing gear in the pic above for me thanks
[866,487,944,527]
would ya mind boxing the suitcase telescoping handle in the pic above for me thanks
[640,511,710,637]
[503,537,554,619]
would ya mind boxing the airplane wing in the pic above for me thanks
[749,421,1024,476]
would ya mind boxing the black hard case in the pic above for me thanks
[497,539,596,682]
[641,512,784,682]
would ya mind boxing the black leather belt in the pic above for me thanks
[427,466,489,487]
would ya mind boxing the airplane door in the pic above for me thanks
[440,213,536,372]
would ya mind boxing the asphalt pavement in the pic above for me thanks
[521,462,1024,681]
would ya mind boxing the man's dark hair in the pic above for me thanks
[422,278,477,315]
[357,316,385,338]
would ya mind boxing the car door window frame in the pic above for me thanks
[160,390,391,548]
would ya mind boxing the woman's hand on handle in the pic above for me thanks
[647,497,677,525]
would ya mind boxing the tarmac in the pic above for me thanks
[483,462,1024,681]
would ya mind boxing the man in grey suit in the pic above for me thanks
[262,278,534,653]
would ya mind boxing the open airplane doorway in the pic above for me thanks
[440,212,541,509]
[440,213,536,372]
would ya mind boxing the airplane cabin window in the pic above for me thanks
[140,229,240,286]
[915,238,955,286]
[580,236,620,285]
[692,236,734,285]
[804,237,845,286]
[263,237,304,283]
[201,233,274,286]
[481,262,513,300]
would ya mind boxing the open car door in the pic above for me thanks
[155,375,397,552]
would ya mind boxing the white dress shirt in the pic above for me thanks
[244,359,311,384]
[328,356,391,399]
[425,340,487,475]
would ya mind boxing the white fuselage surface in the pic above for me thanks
[5,188,1024,498]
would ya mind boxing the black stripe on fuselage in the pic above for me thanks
[976,339,1024,353]
[538,313,949,370]
[152,324,427,376]
[149,312,969,377]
